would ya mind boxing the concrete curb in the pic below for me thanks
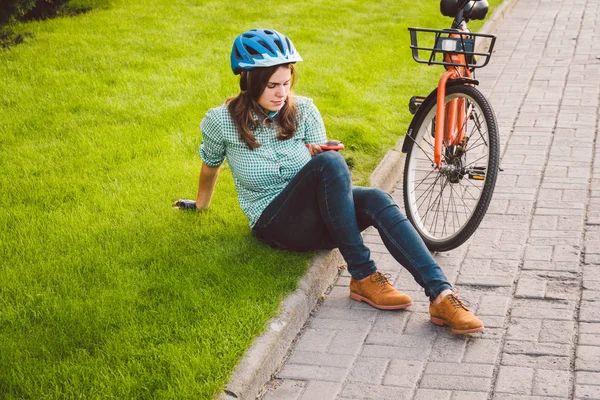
[217,1,516,398]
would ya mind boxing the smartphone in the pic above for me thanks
[306,140,345,151]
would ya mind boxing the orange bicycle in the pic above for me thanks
[402,0,499,252]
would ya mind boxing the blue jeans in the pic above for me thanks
[252,151,452,300]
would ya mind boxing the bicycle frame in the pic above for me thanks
[408,26,496,169]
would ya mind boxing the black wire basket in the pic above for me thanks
[409,27,496,69]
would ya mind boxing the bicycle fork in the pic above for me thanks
[434,70,469,170]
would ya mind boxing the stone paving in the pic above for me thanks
[261,0,600,398]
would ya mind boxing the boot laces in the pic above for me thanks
[371,271,392,287]
[447,293,470,311]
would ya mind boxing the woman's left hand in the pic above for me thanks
[306,143,323,157]
[173,199,197,210]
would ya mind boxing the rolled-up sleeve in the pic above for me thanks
[303,100,327,145]
[199,108,226,167]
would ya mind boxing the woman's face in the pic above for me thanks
[257,66,292,112]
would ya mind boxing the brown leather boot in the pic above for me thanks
[429,293,485,334]
[349,271,413,310]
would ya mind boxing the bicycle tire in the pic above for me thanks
[403,84,499,252]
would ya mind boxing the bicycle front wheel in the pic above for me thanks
[403,84,499,252]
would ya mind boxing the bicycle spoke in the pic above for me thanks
[469,113,488,137]
[421,175,442,231]
[412,170,440,202]
[429,178,445,235]
[463,153,489,169]
[435,180,445,236]
[465,140,488,153]
[463,153,488,168]
[414,169,441,209]
[451,183,472,221]
[451,187,462,233]
[454,178,481,202]
[442,181,454,236]
[447,183,474,222]
[434,178,447,236]
[449,185,460,234]
[471,110,489,147]
[436,178,452,235]
[467,124,489,151]
[413,168,438,193]
[457,102,472,138]
[406,134,435,164]
[425,177,450,234]
[416,173,444,211]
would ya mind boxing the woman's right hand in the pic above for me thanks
[306,143,324,157]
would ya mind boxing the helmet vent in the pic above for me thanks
[246,46,260,56]
[274,39,284,53]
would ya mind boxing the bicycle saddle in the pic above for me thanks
[440,0,489,21]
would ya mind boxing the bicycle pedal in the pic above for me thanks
[468,166,486,180]
[409,96,426,114]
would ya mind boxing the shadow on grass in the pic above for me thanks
[1,0,109,49]
[19,0,104,22]
[0,31,33,48]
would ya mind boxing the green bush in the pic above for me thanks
[58,0,108,15]
[0,0,107,28]
[19,0,70,21]
[0,0,37,26]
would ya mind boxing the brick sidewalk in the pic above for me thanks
[260,0,600,398]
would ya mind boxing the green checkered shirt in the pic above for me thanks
[200,96,327,228]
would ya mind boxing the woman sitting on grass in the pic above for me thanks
[175,28,484,335]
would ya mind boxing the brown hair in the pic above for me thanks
[226,64,299,149]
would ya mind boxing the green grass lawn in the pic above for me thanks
[0,0,498,398]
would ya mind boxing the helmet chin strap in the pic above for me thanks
[261,101,285,124]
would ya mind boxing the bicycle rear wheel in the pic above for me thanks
[403,84,499,252]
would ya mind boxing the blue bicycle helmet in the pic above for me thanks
[230,28,303,75]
